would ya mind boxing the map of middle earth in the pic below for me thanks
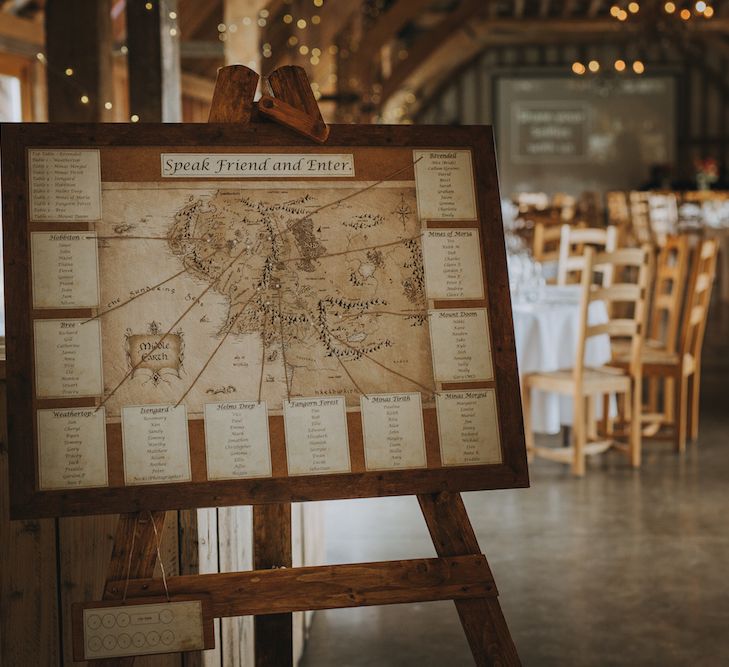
[96,181,435,419]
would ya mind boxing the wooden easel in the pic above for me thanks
[97,65,521,667]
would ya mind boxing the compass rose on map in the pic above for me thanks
[392,192,414,229]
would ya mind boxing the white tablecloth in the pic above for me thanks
[512,285,611,434]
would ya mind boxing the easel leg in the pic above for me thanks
[97,511,167,667]
[418,492,521,667]
[253,503,293,667]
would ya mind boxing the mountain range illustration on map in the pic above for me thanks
[95,181,435,417]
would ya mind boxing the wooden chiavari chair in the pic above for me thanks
[532,219,562,265]
[629,191,655,247]
[647,193,679,247]
[552,192,577,223]
[522,246,652,475]
[578,191,602,227]
[557,224,618,286]
[606,191,633,245]
[516,192,550,212]
[643,235,690,431]
[611,238,718,451]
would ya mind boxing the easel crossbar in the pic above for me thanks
[103,555,497,618]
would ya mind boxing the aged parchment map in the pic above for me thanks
[95,181,435,418]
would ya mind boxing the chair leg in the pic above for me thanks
[648,377,658,414]
[630,378,642,468]
[602,393,612,438]
[674,373,688,454]
[572,392,586,477]
[522,380,535,461]
[688,368,701,442]
[586,395,597,441]
[664,377,675,425]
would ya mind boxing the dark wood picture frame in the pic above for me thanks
[2,121,528,520]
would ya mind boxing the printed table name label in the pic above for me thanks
[33,319,104,398]
[422,228,484,300]
[436,390,502,465]
[414,150,477,221]
[361,393,427,470]
[37,407,108,490]
[122,405,191,485]
[31,231,100,308]
[428,308,493,382]
[29,149,102,221]
[284,397,350,475]
[204,401,272,480]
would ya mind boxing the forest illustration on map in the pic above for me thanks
[91,177,436,418]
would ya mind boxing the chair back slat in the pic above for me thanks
[647,234,689,352]
[606,191,630,225]
[586,319,639,338]
[628,192,654,246]
[558,225,618,286]
[532,220,562,263]
[695,273,712,293]
[680,238,719,362]
[647,193,679,246]
[592,284,642,302]
[574,245,651,380]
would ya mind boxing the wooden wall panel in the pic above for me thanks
[218,506,254,667]
[0,383,61,666]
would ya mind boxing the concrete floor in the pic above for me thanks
[300,303,729,666]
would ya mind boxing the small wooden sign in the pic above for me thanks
[71,596,215,662]
[1,122,528,519]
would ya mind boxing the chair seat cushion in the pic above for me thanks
[524,365,631,395]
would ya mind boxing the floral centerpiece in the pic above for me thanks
[695,156,719,191]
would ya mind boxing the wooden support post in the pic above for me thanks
[42,4,119,665]
[125,0,181,122]
[44,0,113,122]
[253,504,293,667]
[98,511,167,667]
[419,492,521,666]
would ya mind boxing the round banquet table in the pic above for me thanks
[511,285,612,434]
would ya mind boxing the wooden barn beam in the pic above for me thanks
[380,15,729,112]
[588,0,603,17]
[126,0,181,121]
[352,0,433,72]
[45,0,113,121]
[381,0,483,102]
[0,11,42,44]
[179,0,220,39]
[0,12,42,56]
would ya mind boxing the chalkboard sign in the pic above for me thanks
[1,123,527,519]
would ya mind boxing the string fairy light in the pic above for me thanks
[611,0,714,20]
[570,58,646,76]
